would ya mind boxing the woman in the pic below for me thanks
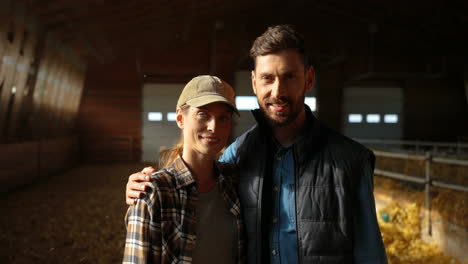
[123,75,244,264]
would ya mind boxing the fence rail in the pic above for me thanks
[373,150,468,235]
[373,150,426,161]
[358,139,468,154]
[374,169,426,184]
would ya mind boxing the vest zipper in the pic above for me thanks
[293,146,301,263]
[257,162,264,264]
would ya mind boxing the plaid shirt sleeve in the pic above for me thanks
[123,196,161,264]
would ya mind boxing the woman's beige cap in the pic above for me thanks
[177,75,239,114]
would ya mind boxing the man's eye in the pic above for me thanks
[282,72,296,80]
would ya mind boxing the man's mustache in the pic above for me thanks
[263,97,290,105]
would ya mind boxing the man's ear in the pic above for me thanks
[305,66,315,92]
[176,108,184,129]
[251,70,257,95]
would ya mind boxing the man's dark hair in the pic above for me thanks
[250,24,309,68]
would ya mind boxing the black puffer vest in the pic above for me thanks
[235,106,376,264]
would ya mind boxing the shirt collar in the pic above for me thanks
[168,155,224,189]
[271,133,304,151]
[168,156,196,189]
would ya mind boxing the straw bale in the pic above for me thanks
[378,203,462,264]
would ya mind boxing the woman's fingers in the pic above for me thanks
[129,172,150,182]
[126,197,136,205]
[126,168,155,205]
[126,172,150,205]
[141,166,156,175]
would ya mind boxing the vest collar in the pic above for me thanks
[251,105,325,174]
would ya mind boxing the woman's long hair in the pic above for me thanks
[157,106,188,169]
[158,136,184,169]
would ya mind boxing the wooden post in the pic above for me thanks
[0,10,20,137]
[8,25,38,138]
[30,36,53,137]
[425,151,432,236]
[67,64,86,133]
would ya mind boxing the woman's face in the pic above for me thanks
[177,102,233,157]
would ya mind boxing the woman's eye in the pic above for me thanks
[220,115,231,122]
[196,112,208,119]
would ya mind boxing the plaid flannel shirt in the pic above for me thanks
[123,156,245,264]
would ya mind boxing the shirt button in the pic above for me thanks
[272,250,277,255]
[273,185,278,192]
[273,217,278,223]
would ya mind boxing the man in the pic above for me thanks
[126,25,387,263]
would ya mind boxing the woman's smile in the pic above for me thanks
[199,135,221,144]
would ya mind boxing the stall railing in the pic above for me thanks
[373,150,468,235]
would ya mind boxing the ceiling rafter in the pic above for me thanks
[40,2,119,63]
[15,0,467,63]
[102,1,248,40]
[55,1,197,41]
[43,0,165,39]
[30,0,99,17]
[300,1,447,41]
[37,0,147,26]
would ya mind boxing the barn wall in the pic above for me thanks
[77,59,142,162]
[0,2,85,191]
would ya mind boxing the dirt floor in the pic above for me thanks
[0,163,145,264]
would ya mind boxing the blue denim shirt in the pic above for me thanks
[269,144,298,264]
[220,138,387,263]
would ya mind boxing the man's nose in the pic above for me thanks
[271,79,286,98]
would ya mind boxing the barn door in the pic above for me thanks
[342,86,403,140]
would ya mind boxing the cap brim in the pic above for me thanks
[186,95,239,115]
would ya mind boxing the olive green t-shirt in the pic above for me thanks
[192,183,237,264]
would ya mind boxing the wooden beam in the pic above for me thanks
[29,35,55,136]
[30,0,96,16]
[7,29,39,138]
[38,0,152,27]
[0,5,26,139]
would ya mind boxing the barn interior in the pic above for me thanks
[0,0,467,263]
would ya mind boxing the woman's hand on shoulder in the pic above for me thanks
[126,167,157,205]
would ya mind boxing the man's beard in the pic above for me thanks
[258,95,304,127]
